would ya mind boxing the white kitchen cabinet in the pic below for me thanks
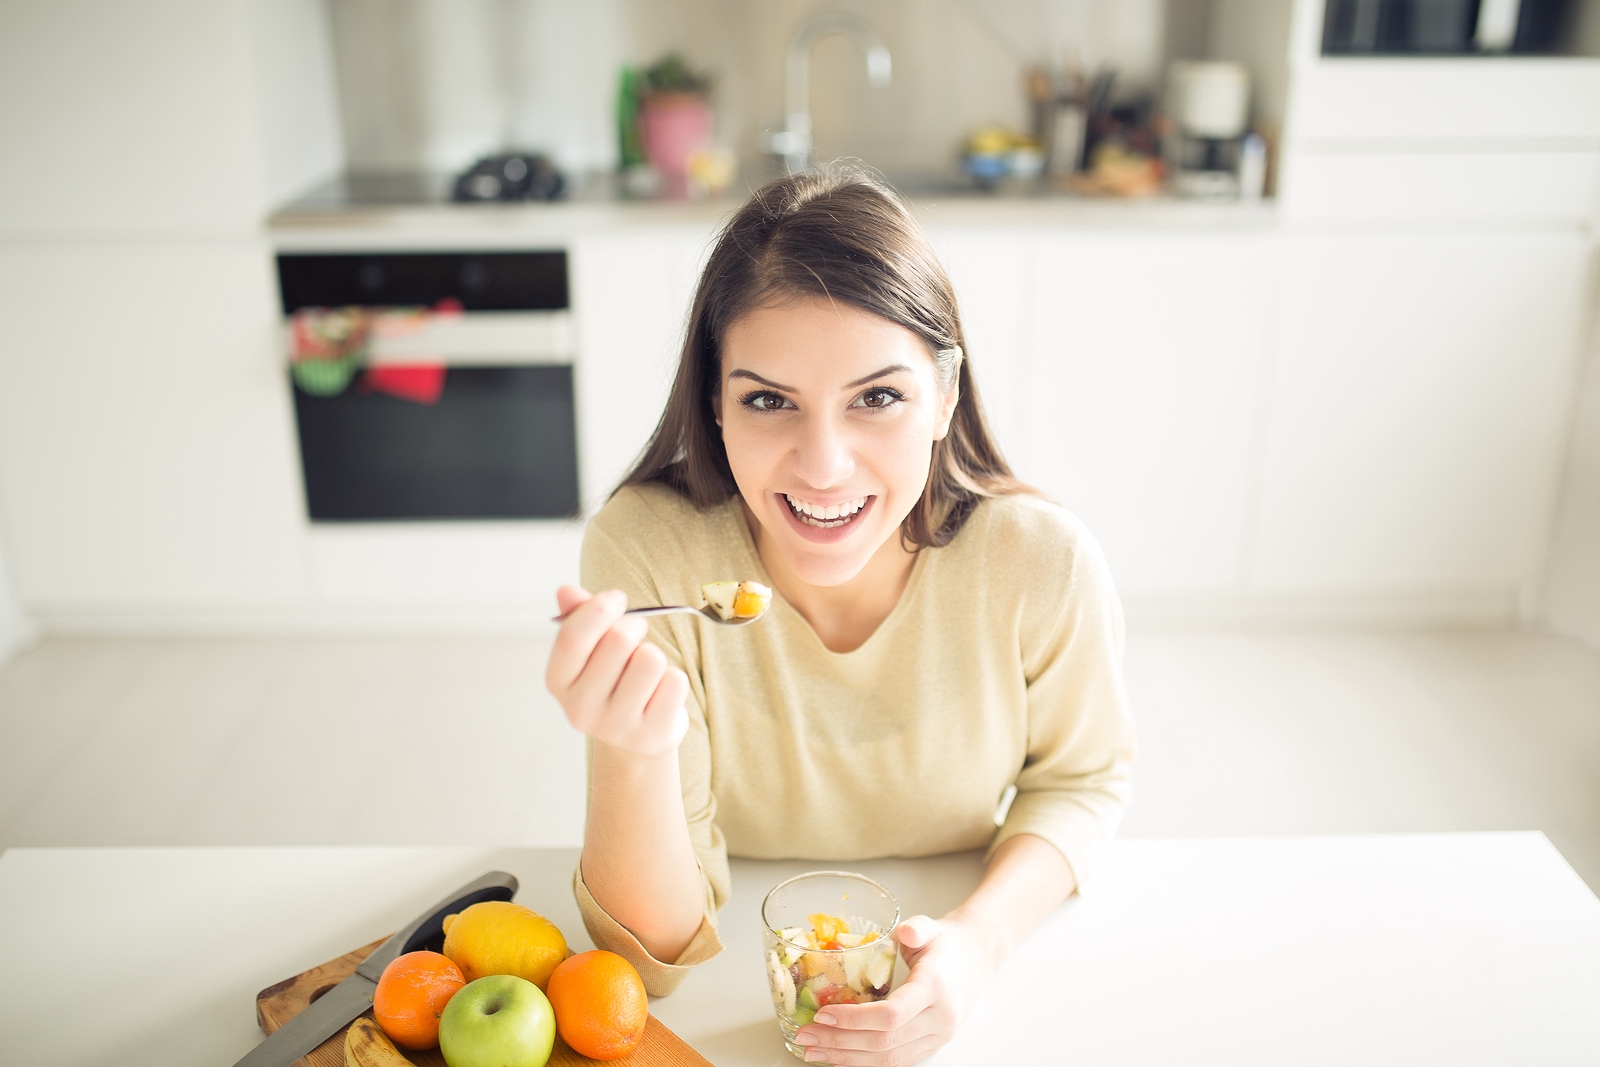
[1286,58,1600,142]
[569,226,718,511]
[1249,231,1590,609]
[1281,149,1600,225]
[0,242,310,614]
[1024,231,1278,599]
[925,230,1035,476]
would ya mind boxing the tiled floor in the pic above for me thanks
[1,628,1596,892]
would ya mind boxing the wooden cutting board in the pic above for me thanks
[256,937,712,1067]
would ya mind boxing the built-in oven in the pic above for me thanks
[1321,0,1574,54]
[275,251,579,521]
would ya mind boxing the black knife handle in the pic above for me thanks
[355,870,519,982]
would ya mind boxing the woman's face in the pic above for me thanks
[715,296,958,587]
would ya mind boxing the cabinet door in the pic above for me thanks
[1249,232,1588,601]
[569,228,717,511]
[1027,232,1277,597]
[926,231,1034,475]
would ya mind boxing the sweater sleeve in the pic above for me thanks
[571,498,731,996]
[988,517,1135,891]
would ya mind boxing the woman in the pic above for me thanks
[546,167,1133,1065]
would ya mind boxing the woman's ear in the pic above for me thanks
[932,380,960,441]
[712,386,723,428]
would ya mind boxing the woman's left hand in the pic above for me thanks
[794,914,994,1065]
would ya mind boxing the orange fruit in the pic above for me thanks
[441,900,570,991]
[546,950,648,1061]
[372,950,465,1051]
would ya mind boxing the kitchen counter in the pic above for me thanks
[1,833,1595,1065]
[266,172,1279,250]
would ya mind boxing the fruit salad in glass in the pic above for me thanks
[761,872,900,1059]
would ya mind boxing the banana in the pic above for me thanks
[344,1016,415,1067]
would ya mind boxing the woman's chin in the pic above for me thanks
[782,548,878,588]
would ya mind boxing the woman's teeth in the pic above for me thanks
[785,494,868,528]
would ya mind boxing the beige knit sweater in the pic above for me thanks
[573,483,1135,995]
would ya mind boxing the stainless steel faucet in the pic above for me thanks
[769,13,892,175]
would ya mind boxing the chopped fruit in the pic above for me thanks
[700,580,772,621]
[768,946,797,1015]
[808,913,848,944]
[700,581,738,619]
[764,911,898,1039]
[793,984,820,1027]
[732,582,771,618]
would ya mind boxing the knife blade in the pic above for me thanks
[232,869,518,1067]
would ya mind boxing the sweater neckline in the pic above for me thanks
[725,495,932,659]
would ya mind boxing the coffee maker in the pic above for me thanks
[1167,62,1259,200]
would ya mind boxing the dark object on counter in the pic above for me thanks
[1080,73,1159,171]
[231,872,517,1067]
[293,365,581,521]
[451,153,564,202]
[1321,0,1573,54]
[277,251,568,312]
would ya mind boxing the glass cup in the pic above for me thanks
[761,871,901,1060]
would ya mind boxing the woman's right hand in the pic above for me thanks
[545,585,691,758]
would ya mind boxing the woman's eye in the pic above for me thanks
[740,391,792,412]
[855,387,904,410]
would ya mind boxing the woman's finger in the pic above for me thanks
[895,915,940,952]
[607,640,668,719]
[546,589,626,693]
[639,665,691,749]
[554,584,591,616]
[562,613,649,715]
[811,974,935,1035]
[802,1005,934,1052]
[800,1032,944,1066]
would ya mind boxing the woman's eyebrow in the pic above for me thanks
[727,363,911,391]
[845,363,911,388]
[727,368,794,391]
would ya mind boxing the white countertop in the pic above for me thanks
[1,833,1595,1065]
[265,195,1280,251]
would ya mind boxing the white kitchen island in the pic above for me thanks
[1,833,1595,1066]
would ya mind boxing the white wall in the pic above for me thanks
[326,0,1170,182]
[0,526,32,668]
[0,0,344,635]
[1542,277,1600,649]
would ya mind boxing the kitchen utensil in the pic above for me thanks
[1167,62,1252,200]
[552,603,767,626]
[257,935,713,1067]
[231,870,518,1067]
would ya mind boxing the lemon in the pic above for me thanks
[441,900,570,990]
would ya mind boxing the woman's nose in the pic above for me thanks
[791,413,855,489]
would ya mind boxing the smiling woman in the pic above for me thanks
[544,167,1134,1066]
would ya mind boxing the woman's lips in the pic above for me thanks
[777,492,876,544]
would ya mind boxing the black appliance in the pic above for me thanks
[451,153,564,202]
[276,251,580,522]
[1321,0,1573,54]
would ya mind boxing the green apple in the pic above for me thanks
[438,974,555,1067]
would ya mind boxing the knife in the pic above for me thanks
[231,870,519,1067]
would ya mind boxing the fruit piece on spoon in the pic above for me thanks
[701,580,772,622]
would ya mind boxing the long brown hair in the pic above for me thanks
[619,165,1032,548]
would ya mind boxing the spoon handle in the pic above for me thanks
[550,604,700,623]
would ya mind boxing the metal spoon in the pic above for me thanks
[551,603,768,626]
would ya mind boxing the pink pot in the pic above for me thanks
[640,92,712,180]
